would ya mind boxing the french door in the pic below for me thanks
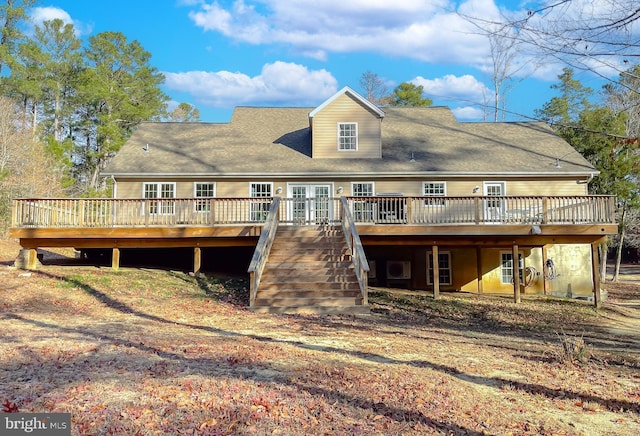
[288,184,332,224]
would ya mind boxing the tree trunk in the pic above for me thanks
[613,205,627,282]
[614,229,625,282]
[599,242,608,282]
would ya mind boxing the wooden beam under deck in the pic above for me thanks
[9,225,263,240]
[16,237,258,249]
[360,234,614,247]
[357,224,617,237]
[11,223,616,251]
[10,226,262,250]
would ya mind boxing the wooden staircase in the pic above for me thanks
[251,225,370,314]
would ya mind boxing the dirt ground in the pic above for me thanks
[1,239,640,435]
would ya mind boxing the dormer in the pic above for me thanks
[309,86,385,158]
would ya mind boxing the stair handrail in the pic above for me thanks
[339,196,369,305]
[248,197,281,307]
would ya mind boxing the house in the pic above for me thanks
[10,86,617,313]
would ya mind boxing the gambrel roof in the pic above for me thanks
[103,105,596,178]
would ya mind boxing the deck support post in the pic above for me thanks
[194,246,202,276]
[542,245,549,295]
[512,244,521,303]
[476,247,483,294]
[111,248,120,271]
[591,241,602,309]
[432,244,440,299]
[15,248,40,270]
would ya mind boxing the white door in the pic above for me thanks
[288,184,331,224]
[484,182,505,223]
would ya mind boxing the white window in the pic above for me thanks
[427,251,452,285]
[194,182,215,212]
[250,182,272,222]
[143,182,175,215]
[423,182,446,206]
[501,252,524,284]
[338,122,357,151]
[352,182,374,197]
[351,182,375,221]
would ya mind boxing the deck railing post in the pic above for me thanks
[79,199,85,227]
[542,197,549,224]
[144,200,149,226]
[11,199,18,227]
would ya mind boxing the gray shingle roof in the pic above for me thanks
[102,106,596,177]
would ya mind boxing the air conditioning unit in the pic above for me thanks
[367,260,376,279]
[387,260,411,279]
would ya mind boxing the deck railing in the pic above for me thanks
[340,197,369,305]
[11,195,617,228]
[345,195,617,225]
[248,198,281,307]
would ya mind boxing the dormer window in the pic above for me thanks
[338,122,358,151]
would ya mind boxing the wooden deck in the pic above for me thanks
[9,195,618,310]
[9,195,618,250]
[11,195,617,229]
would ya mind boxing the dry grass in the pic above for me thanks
[1,241,639,435]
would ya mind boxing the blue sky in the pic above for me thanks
[28,0,615,123]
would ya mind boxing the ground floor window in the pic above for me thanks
[250,182,272,221]
[143,182,175,215]
[427,251,452,285]
[501,252,524,284]
[423,182,447,206]
[194,182,216,212]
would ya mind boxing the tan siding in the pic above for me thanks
[312,94,381,159]
[116,180,141,198]
[504,179,587,196]
[115,177,589,199]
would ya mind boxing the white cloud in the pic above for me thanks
[185,0,632,83]
[30,6,74,24]
[163,61,338,107]
[186,0,491,66]
[452,106,485,120]
[29,7,91,36]
[412,74,490,106]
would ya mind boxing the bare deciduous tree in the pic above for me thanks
[0,96,64,234]
[464,1,640,90]
[359,70,388,105]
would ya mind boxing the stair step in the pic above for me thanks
[262,267,354,277]
[276,228,342,233]
[270,246,349,253]
[250,305,370,315]
[273,235,344,242]
[267,255,352,262]
[258,281,361,291]
[266,261,353,269]
[261,276,358,285]
[253,296,364,307]
[256,289,361,298]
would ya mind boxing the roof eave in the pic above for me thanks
[103,170,599,179]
